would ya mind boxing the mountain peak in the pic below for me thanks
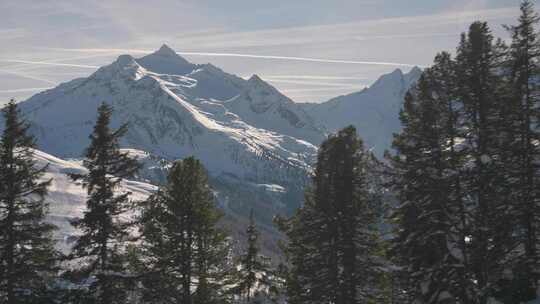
[247,74,275,91]
[404,66,422,87]
[155,43,179,57]
[369,68,405,90]
[136,44,195,75]
[389,68,404,76]
[248,74,263,82]
[115,54,137,67]
[91,54,144,81]
[247,74,266,85]
[409,66,422,75]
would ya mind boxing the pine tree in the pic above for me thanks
[389,59,472,303]
[236,209,275,303]
[279,126,382,304]
[389,4,540,303]
[500,0,540,300]
[0,100,59,303]
[455,22,515,303]
[136,157,234,304]
[69,103,140,304]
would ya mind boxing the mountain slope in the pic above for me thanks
[226,75,324,145]
[301,67,422,156]
[33,149,156,251]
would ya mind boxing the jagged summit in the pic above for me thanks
[136,44,195,75]
[116,54,138,66]
[409,66,422,75]
[154,43,180,57]
[246,74,279,93]
[91,54,145,81]
[370,68,404,90]
[405,66,423,87]
[247,74,264,84]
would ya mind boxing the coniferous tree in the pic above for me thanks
[236,209,275,303]
[390,18,527,304]
[500,1,540,300]
[136,157,234,304]
[69,103,140,304]
[0,100,59,303]
[389,57,473,303]
[279,126,382,304]
[454,22,515,303]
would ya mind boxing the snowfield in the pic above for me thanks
[33,149,157,251]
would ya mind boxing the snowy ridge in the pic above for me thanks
[301,67,422,156]
[226,75,324,145]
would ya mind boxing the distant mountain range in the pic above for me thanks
[5,44,421,256]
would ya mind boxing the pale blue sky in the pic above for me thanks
[0,0,533,103]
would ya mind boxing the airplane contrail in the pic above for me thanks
[0,59,99,69]
[0,69,57,85]
[262,75,367,80]
[0,87,52,93]
[40,47,424,68]
[177,52,422,67]
[264,79,361,87]
[282,87,361,93]
[6,53,116,72]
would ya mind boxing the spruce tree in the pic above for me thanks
[501,0,540,300]
[69,103,140,304]
[279,126,381,304]
[455,22,515,303]
[0,100,59,303]
[389,59,472,303]
[136,157,234,304]
[389,4,540,303]
[236,209,274,303]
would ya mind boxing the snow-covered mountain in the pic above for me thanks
[18,47,316,186]
[7,45,319,243]
[226,75,324,145]
[301,67,422,156]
